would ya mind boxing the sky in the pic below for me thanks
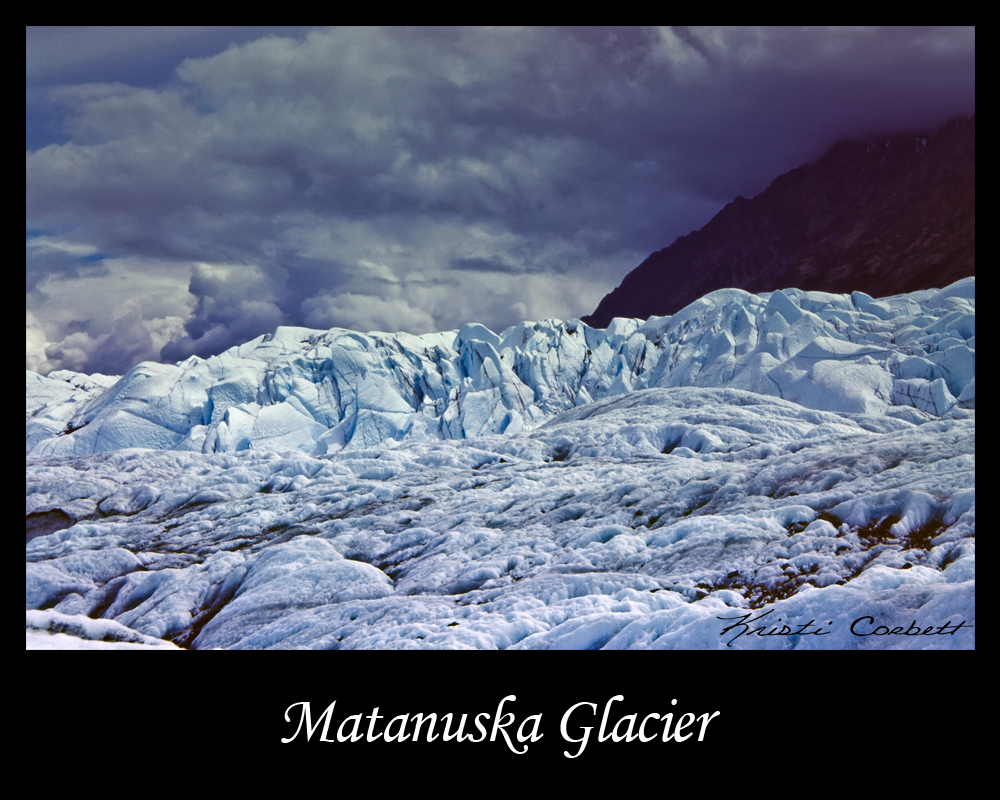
[26,26,976,376]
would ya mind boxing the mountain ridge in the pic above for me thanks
[583,115,975,328]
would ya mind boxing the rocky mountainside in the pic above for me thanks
[583,115,975,328]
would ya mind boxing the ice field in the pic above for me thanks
[26,279,975,648]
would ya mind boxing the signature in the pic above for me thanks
[717,609,972,647]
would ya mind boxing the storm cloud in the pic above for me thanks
[26,26,975,375]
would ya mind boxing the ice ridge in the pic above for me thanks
[26,279,975,457]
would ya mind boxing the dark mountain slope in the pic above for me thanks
[583,115,975,327]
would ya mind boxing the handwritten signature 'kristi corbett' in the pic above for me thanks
[716,609,972,647]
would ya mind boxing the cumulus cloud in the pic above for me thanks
[26,26,975,375]
[302,293,436,334]
[26,252,193,374]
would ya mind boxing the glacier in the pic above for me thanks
[26,279,975,649]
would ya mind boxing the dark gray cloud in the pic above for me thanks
[26,26,975,375]
[451,257,523,274]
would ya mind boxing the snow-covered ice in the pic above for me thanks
[26,280,975,649]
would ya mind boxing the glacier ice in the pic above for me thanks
[26,279,975,458]
[25,280,975,649]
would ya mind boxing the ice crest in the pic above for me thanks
[27,279,975,456]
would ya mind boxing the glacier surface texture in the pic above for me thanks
[26,279,975,648]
